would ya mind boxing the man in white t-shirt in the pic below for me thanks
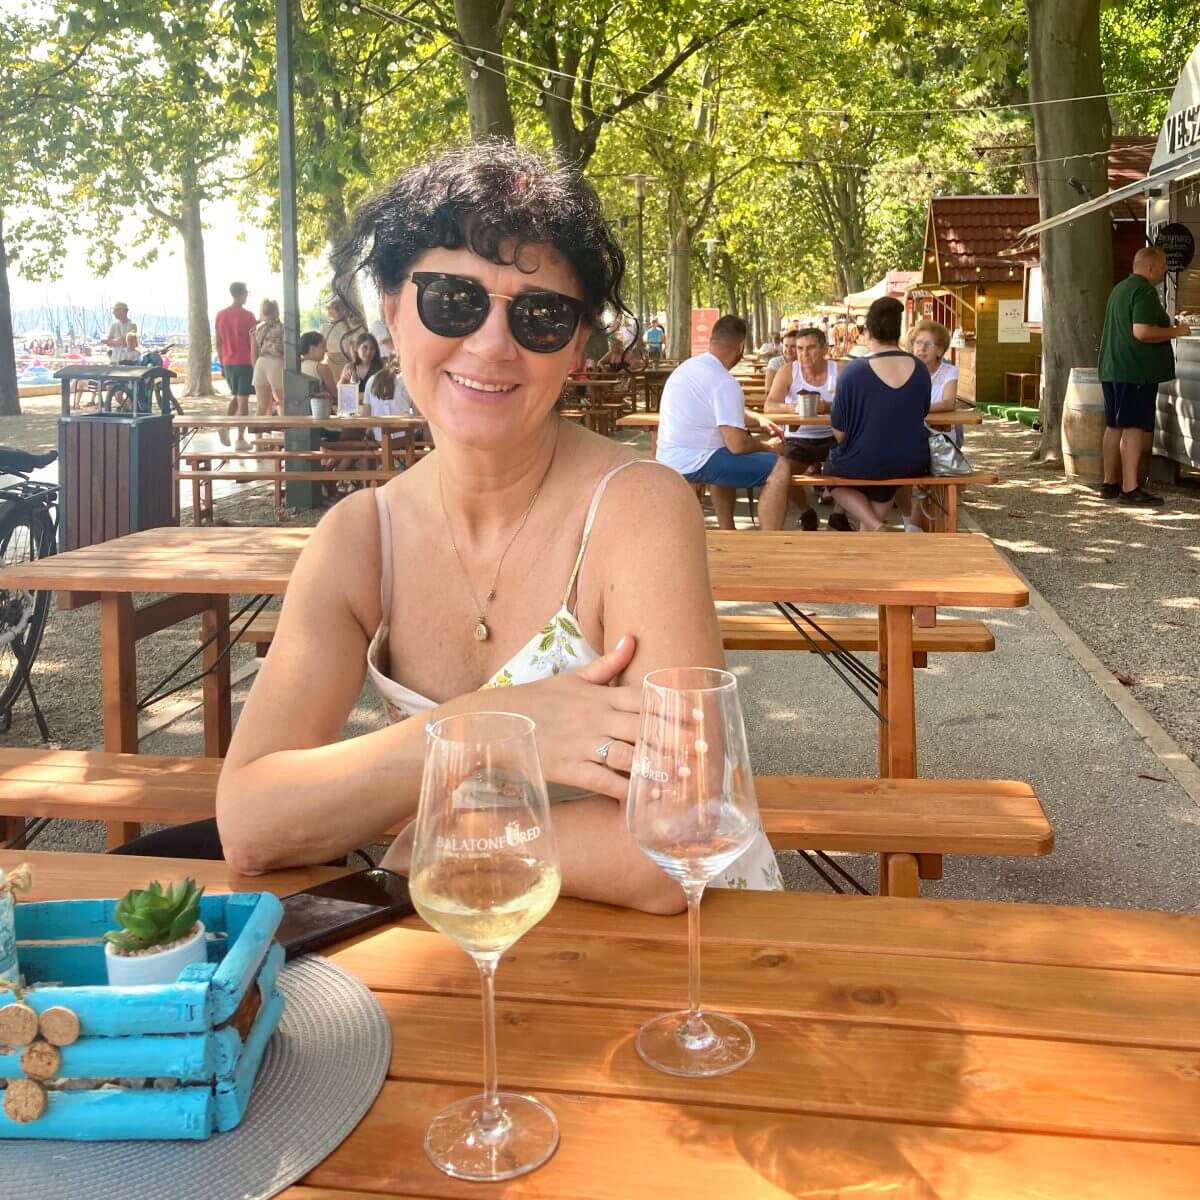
[105,302,137,364]
[765,326,837,530]
[758,331,782,358]
[656,315,792,530]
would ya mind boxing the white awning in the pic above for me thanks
[1018,151,1200,239]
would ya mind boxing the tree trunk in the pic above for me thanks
[719,253,738,316]
[324,192,366,318]
[454,0,515,140]
[1028,0,1112,463]
[666,191,692,358]
[0,210,19,417]
[179,168,215,398]
[753,278,768,344]
[769,297,781,334]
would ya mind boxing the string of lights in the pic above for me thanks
[353,0,1175,128]
[352,0,1161,191]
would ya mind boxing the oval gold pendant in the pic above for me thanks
[474,620,489,642]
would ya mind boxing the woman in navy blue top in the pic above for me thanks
[825,297,930,530]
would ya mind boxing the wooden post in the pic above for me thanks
[201,596,233,758]
[100,593,141,848]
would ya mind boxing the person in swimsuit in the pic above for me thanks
[212,141,782,907]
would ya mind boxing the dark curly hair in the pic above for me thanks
[330,139,632,338]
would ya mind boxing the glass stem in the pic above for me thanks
[683,883,706,1037]
[474,954,506,1138]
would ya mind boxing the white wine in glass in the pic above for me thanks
[627,667,759,1077]
[409,711,561,1181]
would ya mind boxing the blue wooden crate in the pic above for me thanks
[0,891,284,1140]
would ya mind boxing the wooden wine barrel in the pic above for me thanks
[1061,368,1105,480]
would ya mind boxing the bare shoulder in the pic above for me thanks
[291,484,384,635]
[594,454,701,528]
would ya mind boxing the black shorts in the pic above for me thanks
[1101,381,1156,432]
[222,363,253,397]
[821,460,897,503]
[784,435,837,466]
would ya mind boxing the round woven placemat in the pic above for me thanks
[5,955,391,1200]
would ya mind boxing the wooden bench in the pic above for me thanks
[719,613,993,667]
[174,464,397,525]
[234,611,995,665]
[0,750,1050,897]
[791,471,999,532]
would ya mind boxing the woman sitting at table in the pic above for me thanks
[340,332,385,397]
[908,320,960,443]
[824,297,930,532]
[203,141,783,906]
[299,331,337,394]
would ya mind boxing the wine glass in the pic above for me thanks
[409,711,561,1181]
[626,667,759,1077]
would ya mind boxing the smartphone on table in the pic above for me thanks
[277,868,415,959]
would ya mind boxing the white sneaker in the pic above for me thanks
[235,438,252,453]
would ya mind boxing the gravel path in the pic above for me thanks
[961,417,1200,771]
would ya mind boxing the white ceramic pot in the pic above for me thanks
[105,922,207,988]
[310,397,331,420]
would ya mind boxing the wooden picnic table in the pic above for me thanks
[0,528,1024,798]
[618,409,982,452]
[708,530,1026,781]
[6,847,1198,1197]
[174,414,429,471]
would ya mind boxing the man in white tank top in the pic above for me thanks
[764,327,837,530]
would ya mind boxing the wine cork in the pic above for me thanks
[20,1039,61,1081]
[0,1003,39,1047]
[3,1078,47,1123]
[38,1006,80,1047]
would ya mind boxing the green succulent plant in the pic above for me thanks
[104,878,205,954]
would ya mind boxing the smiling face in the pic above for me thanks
[782,334,799,363]
[383,242,589,449]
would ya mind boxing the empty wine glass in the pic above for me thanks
[626,667,759,1077]
[409,711,561,1181]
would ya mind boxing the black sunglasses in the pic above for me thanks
[406,271,587,354]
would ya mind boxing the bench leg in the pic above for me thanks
[201,596,233,757]
[191,473,202,526]
[882,852,921,898]
[945,484,959,533]
[100,593,141,847]
[2,816,26,847]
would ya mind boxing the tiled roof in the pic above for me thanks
[1107,136,1155,217]
[924,196,1042,284]
[922,140,1158,283]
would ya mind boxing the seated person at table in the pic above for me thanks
[908,320,960,443]
[763,327,797,394]
[765,326,837,531]
[655,315,791,531]
[824,297,930,532]
[139,142,782,907]
[299,331,337,394]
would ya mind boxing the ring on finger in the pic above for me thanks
[594,738,614,763]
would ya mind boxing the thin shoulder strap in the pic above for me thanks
[562,459,666,610]
[374,486,395,619]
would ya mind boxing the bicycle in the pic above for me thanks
[0,451,59,742]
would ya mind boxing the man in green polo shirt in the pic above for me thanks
[1097,245,1192,506]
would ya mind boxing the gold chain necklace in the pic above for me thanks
[438,435,558,643]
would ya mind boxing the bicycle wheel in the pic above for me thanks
[0,499,55,714]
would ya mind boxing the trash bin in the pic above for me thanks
[54,366,178,550]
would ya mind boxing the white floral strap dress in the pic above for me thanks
[366,459,782,891]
